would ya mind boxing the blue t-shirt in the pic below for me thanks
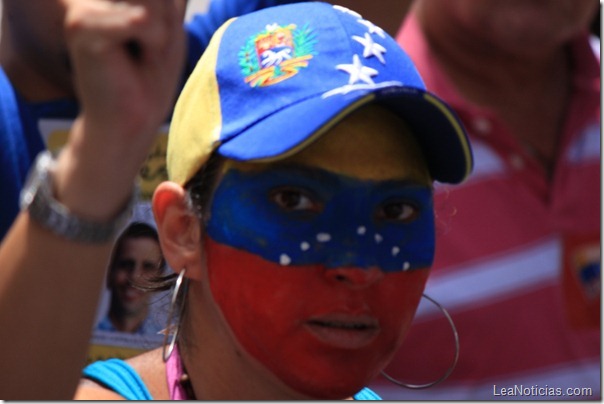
[0,0,304,240]
[0,67,78,240]
[83,358,382,400]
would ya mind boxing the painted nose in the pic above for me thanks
[325,266,384,288]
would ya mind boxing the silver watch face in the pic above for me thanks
[20,151,53,210]
[20,151,134,243]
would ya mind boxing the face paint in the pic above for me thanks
[204,236,429,398]
[204,164,434,397]
[206,165,435,272]
[202,105,434,397]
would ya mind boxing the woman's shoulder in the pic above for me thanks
[75,348,167,400]
[127,348,169,399]
[74,378,127,400]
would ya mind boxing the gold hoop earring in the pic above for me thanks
[162,268,188,362]
[381,293,459,389]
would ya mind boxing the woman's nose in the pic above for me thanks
[325,266,384,288]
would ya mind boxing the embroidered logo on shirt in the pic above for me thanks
[240,23,317,87]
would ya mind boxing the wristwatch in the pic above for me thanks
[20,150,136,243]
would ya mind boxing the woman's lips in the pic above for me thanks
[305,313,379,349]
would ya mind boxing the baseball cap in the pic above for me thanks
[168,1,473,186]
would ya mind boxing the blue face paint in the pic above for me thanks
[206,165,435,272]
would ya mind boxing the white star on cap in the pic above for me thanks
[358,19,386,38]
[336,54,378,85]
[352,33,386,64]
[333,5,362,18]
[266,23,280,32]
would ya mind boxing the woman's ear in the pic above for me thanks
[152,181,204,281]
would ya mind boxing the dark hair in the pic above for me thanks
[186,152,226,223]
[109,221,166,274]
[136,152,225,349]
[141,151,225,294]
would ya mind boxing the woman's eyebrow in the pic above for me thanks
[256,163,340,184]
[252,163,432,192]
[374,178,433,189]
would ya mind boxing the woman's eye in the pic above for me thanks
[379,201,419,222]
[270,188,320,212]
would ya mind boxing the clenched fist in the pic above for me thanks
[55,0,187,221]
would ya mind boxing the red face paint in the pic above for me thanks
[205,236,429,398]
[201,104,433,397]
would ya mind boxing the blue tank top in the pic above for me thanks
[83,359,382,400]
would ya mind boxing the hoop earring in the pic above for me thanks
[381,293,459,389]
[162,268,188,362]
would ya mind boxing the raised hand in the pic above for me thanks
[0,1,187,399]
[56,0,187,221]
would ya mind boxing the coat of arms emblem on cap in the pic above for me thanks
[239,23,317,87]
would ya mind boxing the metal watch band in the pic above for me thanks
[20,151,136,243]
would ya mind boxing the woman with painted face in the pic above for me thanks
[80,3,472,399]
[0,2,472,400]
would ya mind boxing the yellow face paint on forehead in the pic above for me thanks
[224,104,432,185]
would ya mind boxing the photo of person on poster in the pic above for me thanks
[96,222,166,335]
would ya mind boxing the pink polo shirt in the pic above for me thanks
[371,13,601,400]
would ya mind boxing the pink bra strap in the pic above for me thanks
[166,344,189,400]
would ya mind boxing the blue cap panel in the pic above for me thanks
[167,2,473,185]
[215,2,426,143]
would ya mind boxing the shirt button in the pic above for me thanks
[472,117,492,135]
[510,154,525,170]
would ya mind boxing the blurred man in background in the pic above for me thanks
[372,0,600,399]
